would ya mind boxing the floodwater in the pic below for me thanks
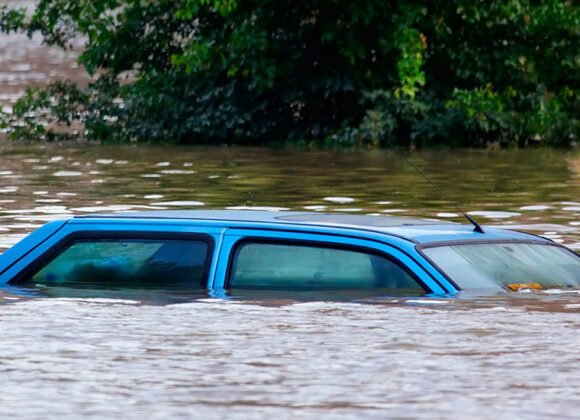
[1,1,580,418]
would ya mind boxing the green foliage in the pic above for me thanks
[0,6,26,34]
[0,0,578,146]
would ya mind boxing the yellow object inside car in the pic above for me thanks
[506,282,545,291]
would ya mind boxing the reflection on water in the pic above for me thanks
[6,283,213,304]
[0,293,578,419]
[0,144,577,419]
[0,144,577,250]
[0,1,579,418]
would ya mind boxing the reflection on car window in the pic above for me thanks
[229,242,424,293]
[22,238,209,289]
[423,243,580,291]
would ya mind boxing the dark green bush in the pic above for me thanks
[1,1,578,146]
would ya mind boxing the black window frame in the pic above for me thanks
[9,231,215,288]
[225,237,430,292]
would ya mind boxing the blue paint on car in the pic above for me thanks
[0,210,578,296]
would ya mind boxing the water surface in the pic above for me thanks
[0,142,578,420]
[0,3,579,418]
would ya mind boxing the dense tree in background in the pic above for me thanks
[0,0,578,146]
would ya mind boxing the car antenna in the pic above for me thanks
[381,136,485,234]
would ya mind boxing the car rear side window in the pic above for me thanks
[20,238,209,289]
[228,242,424,292]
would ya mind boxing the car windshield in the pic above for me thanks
[422,243,580,291]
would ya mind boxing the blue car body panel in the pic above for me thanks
[383,224,536,244]
[0,219,67,276]
[0,210,563,296]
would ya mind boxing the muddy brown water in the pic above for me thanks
[0,2,579,418]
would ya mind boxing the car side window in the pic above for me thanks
[20,238,209,289]
[228,242,424,292]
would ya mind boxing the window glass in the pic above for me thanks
[22,238,209,289]
[229,242,424,292]
[423,243,580,291]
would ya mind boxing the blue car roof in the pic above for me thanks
[75,210,541,244]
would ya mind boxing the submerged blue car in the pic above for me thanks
[0,210,578,296]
